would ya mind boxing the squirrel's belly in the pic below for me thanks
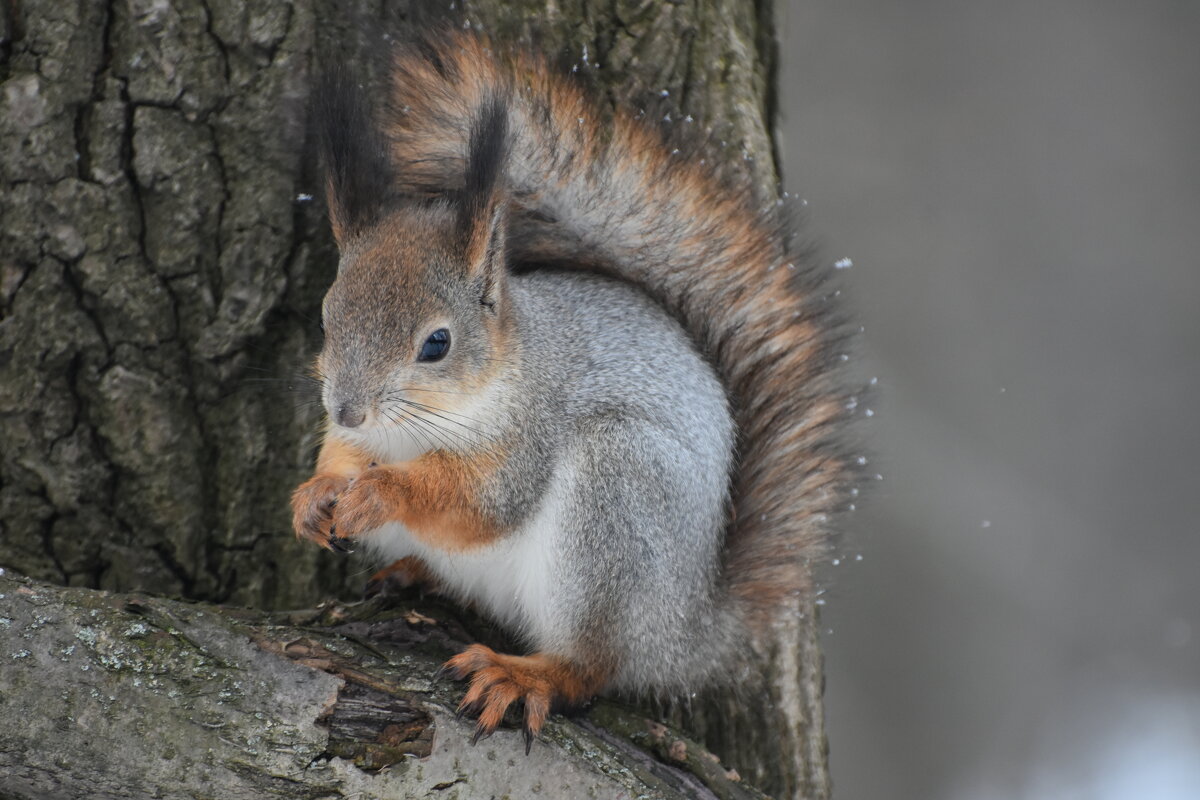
[367,470,572,651]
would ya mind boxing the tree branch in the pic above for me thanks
[0,570,767,800]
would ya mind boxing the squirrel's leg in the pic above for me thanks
[291,435,374,550]
[441,644,608,749]
[443,412,729,745]
[365,556,442,597]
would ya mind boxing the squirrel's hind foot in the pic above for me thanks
[365,556,442,598]
[442,644,605,753]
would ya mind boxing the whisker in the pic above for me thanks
[399,399,487,430]
[388,406,440,454]
[383,409,411,457]
[378,407,414,454]
[385,387,475,396]
[402,408,463,451]
[398,399,484,435]
[404,403,480,451]
[399,399,490,426]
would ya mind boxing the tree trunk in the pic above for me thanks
[0,1,830,797]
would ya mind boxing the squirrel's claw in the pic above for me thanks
[327,533,354,554]
[455,696,483,720]
[523,725,535,755]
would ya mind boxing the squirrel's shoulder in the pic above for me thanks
[507,270,727,412]
[509,270,697,355]
[511,269,665,318]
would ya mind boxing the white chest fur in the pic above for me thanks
[365,467,571,652]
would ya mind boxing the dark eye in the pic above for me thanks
[418,328,451,362]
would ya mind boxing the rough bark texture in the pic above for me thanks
[0,1,829,797]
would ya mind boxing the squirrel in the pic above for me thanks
[291,29,855,749]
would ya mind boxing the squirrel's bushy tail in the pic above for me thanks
[380,30,857,631]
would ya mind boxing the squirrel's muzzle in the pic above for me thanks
[334,403,367,429]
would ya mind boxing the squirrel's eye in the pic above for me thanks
[418,328,451,362]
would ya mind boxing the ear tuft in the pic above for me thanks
[313,69,394,244]
[458,95,509,248]
[458,96,509,305]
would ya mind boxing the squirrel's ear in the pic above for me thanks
[458,96,509,311]
[313,69,393,246]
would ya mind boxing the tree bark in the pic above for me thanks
[0,1,830,797]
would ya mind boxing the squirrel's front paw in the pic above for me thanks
[329,466,405,540]
[291,473,351,550]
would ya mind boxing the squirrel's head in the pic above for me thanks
[313,74,510,453]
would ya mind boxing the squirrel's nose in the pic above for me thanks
[335,404,366,429]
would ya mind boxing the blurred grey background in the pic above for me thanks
[777,2,1200,799]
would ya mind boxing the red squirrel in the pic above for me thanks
[291,30,856,748]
